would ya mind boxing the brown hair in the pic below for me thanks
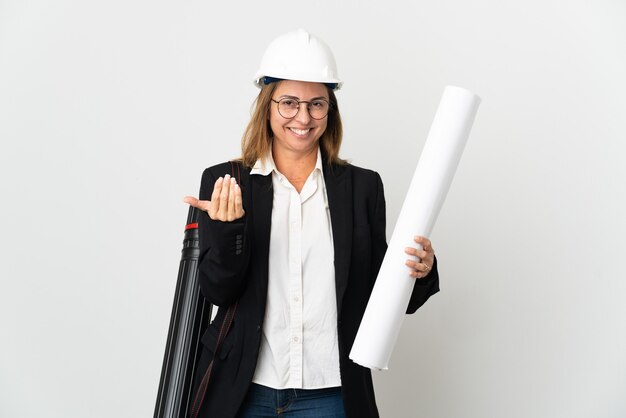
[240,82,346,167]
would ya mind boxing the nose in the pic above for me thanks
[294,102,312,123]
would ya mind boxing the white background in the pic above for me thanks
[1,1,625,417]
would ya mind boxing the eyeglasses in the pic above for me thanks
[271,97,331,120]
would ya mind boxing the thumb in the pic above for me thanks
[183,196,211,212]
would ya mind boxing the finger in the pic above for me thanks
[412,237,436,266]
[227,177,237,221]
[407,267,429,280]
[183,195,199,206]
[405,258,431,279]
[211,177,224,201]
[183,196,212,212]
[418,249,432,261]
[217,174,231,219]
[405,259,431,272]
[405,259,419,270]
[210,177,224,217]
[413,235,432,251]
[234,183,245,218]
[404,246,422,257]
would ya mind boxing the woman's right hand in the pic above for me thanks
[183,174,245,222]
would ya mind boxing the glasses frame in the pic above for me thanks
[271,97,331,120]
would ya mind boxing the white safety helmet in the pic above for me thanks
[254,29,343,90]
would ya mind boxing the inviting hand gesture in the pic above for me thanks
[404,236,435,279]
[183,174,245,222]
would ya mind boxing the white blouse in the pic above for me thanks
[250,148,341,389]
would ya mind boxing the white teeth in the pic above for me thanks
[290,128,310,135]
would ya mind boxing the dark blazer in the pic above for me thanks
[193,161,439,418]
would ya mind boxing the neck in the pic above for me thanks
[272,147,318,192]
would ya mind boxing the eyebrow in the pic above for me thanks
[277,94,329,101]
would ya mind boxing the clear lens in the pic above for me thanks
[276,98,329,120]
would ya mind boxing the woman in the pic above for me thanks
[184,29,439,418]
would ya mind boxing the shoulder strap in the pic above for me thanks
[231,160,250,188]
[190,301,238,418]
[230,161,240,181]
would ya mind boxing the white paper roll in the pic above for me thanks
[349,86,481,370]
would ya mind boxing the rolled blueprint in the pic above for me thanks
[349,86,481,370]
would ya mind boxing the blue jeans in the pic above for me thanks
[236,383,347,417]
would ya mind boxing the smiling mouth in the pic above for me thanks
[289,128,311,136]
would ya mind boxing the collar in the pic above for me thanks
[250,147,323,177]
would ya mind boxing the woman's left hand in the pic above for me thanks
[405,236,435,280]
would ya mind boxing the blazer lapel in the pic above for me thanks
[249,172,273,319]
[323,164,353,316]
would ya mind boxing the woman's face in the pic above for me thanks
[269,80,329,159]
